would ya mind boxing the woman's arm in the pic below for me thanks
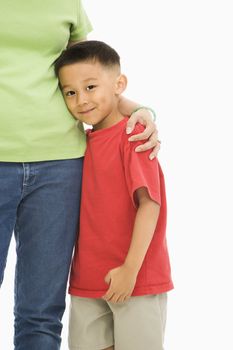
[119,96,160,159]
[67,38,87,48]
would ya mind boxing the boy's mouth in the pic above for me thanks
[78,107,96,115]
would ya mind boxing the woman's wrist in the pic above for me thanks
[131,106,156,121]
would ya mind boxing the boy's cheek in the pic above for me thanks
[70,110,82,121]
[66,102,75,113]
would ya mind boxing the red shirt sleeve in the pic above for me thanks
[121,123,163,208]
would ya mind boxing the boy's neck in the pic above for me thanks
[92,110,125,131]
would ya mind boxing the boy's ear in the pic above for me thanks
[115,74,127,95]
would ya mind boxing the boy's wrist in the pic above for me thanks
[123,261,141,275]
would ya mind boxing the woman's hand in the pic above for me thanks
[126,109,160,160]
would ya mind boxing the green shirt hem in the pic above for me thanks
[0,149,86,163]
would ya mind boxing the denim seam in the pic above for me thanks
[14,221,20,310]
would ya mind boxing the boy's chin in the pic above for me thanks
[81,118,95,125]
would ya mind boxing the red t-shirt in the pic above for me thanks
[69,117,173,298]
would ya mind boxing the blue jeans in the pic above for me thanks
[0,159,83,350]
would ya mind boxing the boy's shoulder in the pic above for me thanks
[120,121,146,138]
[120,121,146,149]
[128,122,146,137]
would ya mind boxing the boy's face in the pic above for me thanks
[58,60,126,129]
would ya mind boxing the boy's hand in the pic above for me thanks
[102,265,137,303]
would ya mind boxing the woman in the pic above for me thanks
[0,1,159,349]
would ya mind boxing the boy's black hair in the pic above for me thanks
[54,40,120,76]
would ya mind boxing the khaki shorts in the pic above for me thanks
[69,293,167,350]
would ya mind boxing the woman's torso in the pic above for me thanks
[0,0,92,161]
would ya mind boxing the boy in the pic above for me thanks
[55,41,173,350]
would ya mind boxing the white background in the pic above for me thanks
[1,0,233,349]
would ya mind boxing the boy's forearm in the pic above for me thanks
[124,200,160,274]
[118,96,140,116]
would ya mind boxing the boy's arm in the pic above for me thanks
[102,187,160,303]
[124,187,160,272]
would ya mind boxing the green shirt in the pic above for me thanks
[0,0,92,162]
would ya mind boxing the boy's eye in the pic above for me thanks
[65,90,76,97]
[86,85,96,91]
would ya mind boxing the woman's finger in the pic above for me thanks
[128,124,157,142]
[126,113,138,134]
[149,142,161,160]
[135,138,157,152]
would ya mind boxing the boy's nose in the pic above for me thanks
[76,92,88,106]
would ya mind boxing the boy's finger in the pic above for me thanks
[104,272,111,284]
[109,294,120,304]
[102,288,114,300]
[117,294,126,303]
